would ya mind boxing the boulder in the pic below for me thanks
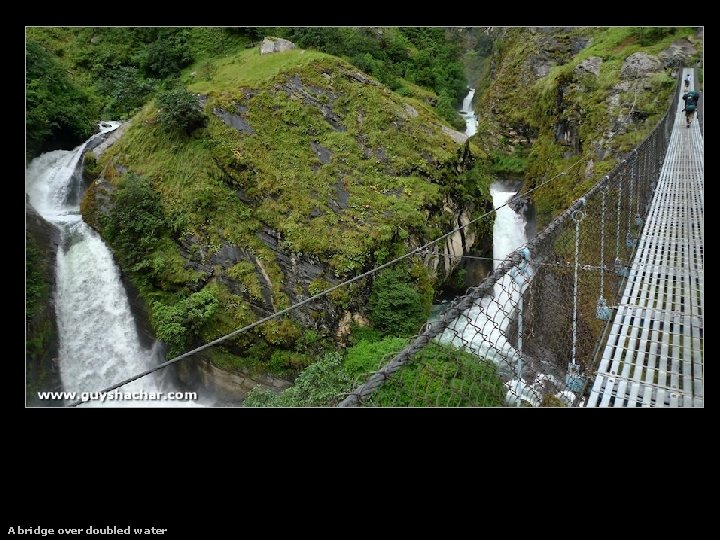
[575,56,602,77]
[658,38,698,69]
[620,52,662,79]
[260,37,296,54]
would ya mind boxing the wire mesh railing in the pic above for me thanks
[337,70,684,407]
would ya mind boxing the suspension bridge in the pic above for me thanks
[64,68,703,408]
[338,67,703,408]
[585,67,704,407]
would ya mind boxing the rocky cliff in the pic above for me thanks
[474,27,701,225]
[26,202,62,405]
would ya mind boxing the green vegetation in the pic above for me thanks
[156,87,207,135]
[243,352,353,407]
[490,150,529,175]
[26,40,95,159]
[83,48,483,379]
[29,26,703,405]
[369,267,431,337]
[273,27,468,130]
[476,26,699,226]
[244,338,506,407]
[25,27,259,158]
[102,173,169,270]
[185,48,329,92]
[26,227,60,403]
[26,27,472,158]
[151,285,220,356]
[25,233,51,323]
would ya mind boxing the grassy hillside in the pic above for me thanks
[26,27,469,159]
[83,46,491,378]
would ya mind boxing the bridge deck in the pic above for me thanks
[586,68,704,407]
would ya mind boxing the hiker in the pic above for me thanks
[682,89,700,128]
[684,73,691,90]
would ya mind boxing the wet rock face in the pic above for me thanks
[213,106,255,134]
[172,352,291,403]
[26,202,63,405]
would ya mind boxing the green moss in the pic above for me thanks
[25,234,51,323]
[490,151,529,175]
[227,261,263,301]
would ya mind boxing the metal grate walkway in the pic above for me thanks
[587,68,704,407]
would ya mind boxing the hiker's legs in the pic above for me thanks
[686,110,692,127]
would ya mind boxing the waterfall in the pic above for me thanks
[26,123,202,407]
[460,88,478,137]
[437,182,532,377]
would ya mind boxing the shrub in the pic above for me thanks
[102,173,168,268]
[137,29,194,78]
[152,286,220,356]
[96,66,157,117]
[369,268,430,337]
[155,87,207,135]
[243,352,354,407]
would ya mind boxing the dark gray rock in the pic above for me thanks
[311,141,332,164]
[171,351,291,404]
[346,71,381,86]
[280,75,345,131]
[329,178,350,212]
[254,226,342,330]
[213,107,255,135]
[25,202,63,405]
[575,56,602,77]
[658,38,698,69]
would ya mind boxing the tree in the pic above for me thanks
[26,40,96,158]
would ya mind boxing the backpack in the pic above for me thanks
[685,90,699,112]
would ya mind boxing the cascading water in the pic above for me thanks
[26,123,201,407]
[460,88,478,137]
[437,182,530,366]
[436,182,576,406]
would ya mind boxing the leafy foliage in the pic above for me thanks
[95,66,157,118]
[155,87,207,135]
[152,286,220,356]
[102,173,168,268]
[369,267,431,337]
[243,352,354,407]
[136,28,194,78]
[26,40,96,158]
